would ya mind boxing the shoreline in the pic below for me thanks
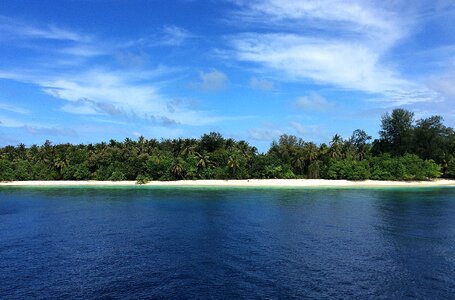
[1,179,455,188]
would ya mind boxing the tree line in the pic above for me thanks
[1,109,455,182]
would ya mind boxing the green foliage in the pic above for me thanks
[378,109,414,155]
[369,154,441,181]
[146,155,173,180]
[200,132,225,152]
[12,159,32,180]
[0,109,452,182]
[307,160,322,179]
[74,163,91,180]
[32,161,58,180]
[413,116,453,165]
[109,171,125,181]
[324,159,370,180]
[136,174,150,184]
[448,158,455,177]
[0,159,14,181]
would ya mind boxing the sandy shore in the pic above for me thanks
[1,179,455,188]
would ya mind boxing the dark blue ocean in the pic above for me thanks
[1,187,455,299]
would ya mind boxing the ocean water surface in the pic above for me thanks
[1,186,455,298]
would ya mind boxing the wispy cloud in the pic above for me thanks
[0,15,91,42]
[34,68,227,126]
[248,126,283,141]
[0,18,235,128]
[0,114,25,128]
[115,52,149,68]
[160,25,192,46]
[0,102,30,114]
[295,94,335,112]
[22,125,78,137]
[123,25,194,49]
[228,0,441,105]
[195,70,228,91]
[289,121,321,136]
[248,120,325,143]
[0,113,77,137]
[429,68,455,100]
[249,77,274,91]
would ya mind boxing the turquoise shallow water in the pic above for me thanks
[1,187,455,298]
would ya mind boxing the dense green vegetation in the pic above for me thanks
[1,109,454,182]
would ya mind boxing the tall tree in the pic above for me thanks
[349,129,371,160]
[200,132,225,153]
[329,134,343,159]
[227,155,241,178]
[378,108,414,155]
[413,115,453,164]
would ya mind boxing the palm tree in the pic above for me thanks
[227,155,240,178]
[305,142,319,162]
[53,157,67,179]
[237,140,256,159]
[180,139,197,157]
[196,152,211,169]
[329,134,343,159]
[292,149,306,174]
[172,138,184,158]
[54,158,66,170]
[171,158,185,179]
[225,138,236,152]
[109,139,118,147]
[17,143,26,159]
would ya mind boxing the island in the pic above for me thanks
[1,109,455,184]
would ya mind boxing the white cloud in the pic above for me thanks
[0,17,236,128]
[289,121,306,135]
[161,25,192,46]
[295,94,335,112]
[0,115,25,128]
[249,77,274,90]
[232,0,401,42]
[22,125,78,137]
[248,120,324,142]
[58,45,107,57]
[39,69,164,111]
[0,102,30,114]
[248,121,284,141]
[289,121,327,143]
[429,68,455,100]
[0,114,75,138]
[228,0,440,105]
[289,121,320,135]
[116,52,148,68]
[0,67,237,127]
[0,16,90,42]
[38,69,231,126]
[124,25,193,48]
[196,70,228,91]
[248,127,283,141]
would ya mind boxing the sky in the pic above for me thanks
[1,0,455,152]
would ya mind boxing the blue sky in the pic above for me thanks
[1,0,454,152]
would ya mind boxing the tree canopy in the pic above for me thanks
[1,109,454,182]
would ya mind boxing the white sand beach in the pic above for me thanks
[1,179,455,188]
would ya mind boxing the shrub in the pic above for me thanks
[12,159,32,180]
[109,171,125,181]
[0,159,14,181]
[324,159,370,180]
[74,163,91,180]
[136,174,150,185]
[307,160,322,179]
[369,154,441,180]
[447,158,455,177]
